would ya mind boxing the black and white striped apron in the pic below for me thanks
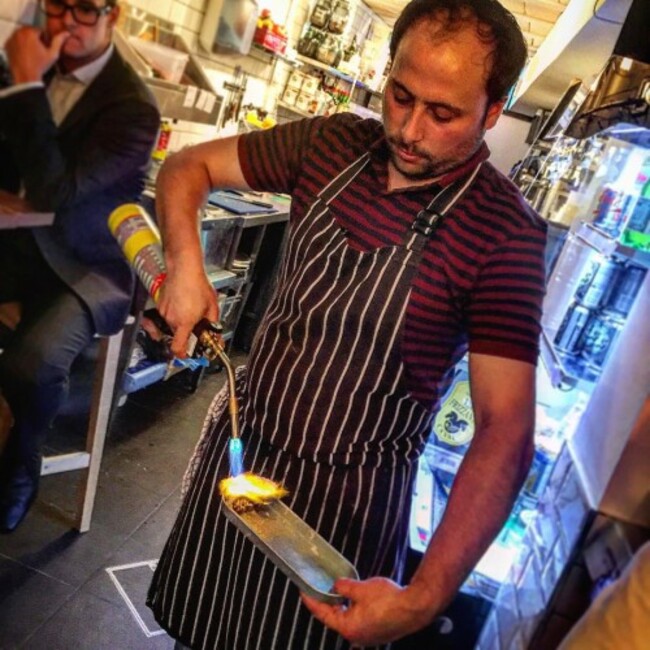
[148,154,480,650]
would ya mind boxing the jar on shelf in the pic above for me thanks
[328,0,350,34]
[316,33,341,67]
[310,0,332,29]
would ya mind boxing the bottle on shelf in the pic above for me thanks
[327,0,350,34]
[148,119,173,182]
[596,153,650,244]
[591,183,634,239]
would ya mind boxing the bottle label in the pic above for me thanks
[433,380,475,447]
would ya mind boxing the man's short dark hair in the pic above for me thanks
[389,0,528,104]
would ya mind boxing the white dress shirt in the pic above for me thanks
[0,43,114,125]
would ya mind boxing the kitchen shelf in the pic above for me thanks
[120,194,290,397]
[571,222,650,268]
[540,329,603,390]
[295,54,379,94]
[250,43,300,67]
[205,267,238,289]
[123,330,235,395]
[614,243,650,269]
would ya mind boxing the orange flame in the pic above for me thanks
[219,472,288,507]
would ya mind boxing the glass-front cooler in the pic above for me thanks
[407,62,650,649]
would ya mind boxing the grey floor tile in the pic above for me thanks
[82,495,182,609]
[128,490,182,553]
[0,517,128,588]
[19,589,174,650]
[0,557,75,650]
[89,469,168,538]
[101,414,200,499]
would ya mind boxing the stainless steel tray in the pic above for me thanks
[223,499,359,604]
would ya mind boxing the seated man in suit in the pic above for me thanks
[0,0,160,532]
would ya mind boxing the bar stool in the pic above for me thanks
[0,295,142,532]
[40,322,130,532]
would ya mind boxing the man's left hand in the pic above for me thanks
[301,577,435,646]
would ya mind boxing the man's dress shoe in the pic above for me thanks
[0,466,38,533]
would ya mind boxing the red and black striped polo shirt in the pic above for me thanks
[238,112,547,409]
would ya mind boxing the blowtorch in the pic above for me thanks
[108,203,243,477]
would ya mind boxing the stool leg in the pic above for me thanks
[75,329,124,532]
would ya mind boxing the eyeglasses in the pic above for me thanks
[40,0,113,27]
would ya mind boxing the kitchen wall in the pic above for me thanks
[1,0,36,45]
[484,112,533,177]
[127,0,305,123]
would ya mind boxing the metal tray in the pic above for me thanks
[223,499,359,604]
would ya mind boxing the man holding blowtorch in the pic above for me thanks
[148,1,546,648]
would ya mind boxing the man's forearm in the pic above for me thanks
[156,135,247,272]
[156,149,210,274]
[409,423,534,617]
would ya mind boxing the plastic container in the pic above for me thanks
[128,37,189,84]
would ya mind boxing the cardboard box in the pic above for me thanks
[287,70,306,90]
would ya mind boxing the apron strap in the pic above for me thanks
[318,153,371,204]
[315,149,482,257]
[406,162,483,253]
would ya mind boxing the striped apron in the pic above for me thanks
[148,154,480,650]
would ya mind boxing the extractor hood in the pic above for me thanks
[113,3,223,126]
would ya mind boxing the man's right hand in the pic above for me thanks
[157,263,220,359]
[4,27,69,84]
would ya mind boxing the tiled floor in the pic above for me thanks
[0,351,241,650]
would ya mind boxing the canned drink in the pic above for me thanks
[523,448,554,497]
[625,196,650,233]
[543,233,596,332]
[554,302,591,354]
[593,188,634,238]
[576,259,621,309]
[593,187,617,231]
[603,265,647,317]
[580,314,623,369]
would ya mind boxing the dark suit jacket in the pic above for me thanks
[0,48,160,335]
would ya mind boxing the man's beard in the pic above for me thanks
[386,130,485,180]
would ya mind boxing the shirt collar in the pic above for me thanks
[368,134,490,192]
[58,43,114,85]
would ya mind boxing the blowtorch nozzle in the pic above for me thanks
[228,438,244,477]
